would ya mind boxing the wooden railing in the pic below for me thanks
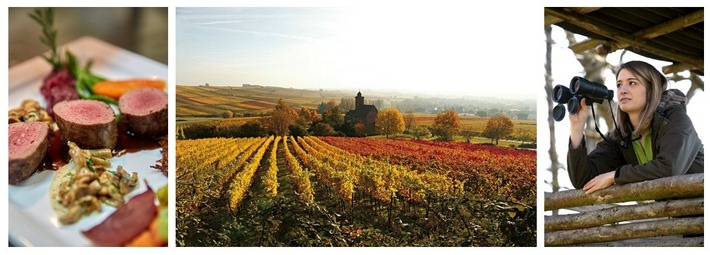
[544,173,704,247]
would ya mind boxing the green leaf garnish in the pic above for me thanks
[86,157,95,173]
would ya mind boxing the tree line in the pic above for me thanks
[178,98,534,147]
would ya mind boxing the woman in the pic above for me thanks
[567,60,704,194]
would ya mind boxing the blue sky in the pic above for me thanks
[176,7,540,99]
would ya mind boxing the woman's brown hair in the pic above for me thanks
[613,61,667,139]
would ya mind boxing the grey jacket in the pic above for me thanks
[567,89,704,189]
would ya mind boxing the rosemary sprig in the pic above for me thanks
[29,8,62,70]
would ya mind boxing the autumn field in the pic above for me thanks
[411,113,535,131]
[177,85,357,117]
[176,136,536,247]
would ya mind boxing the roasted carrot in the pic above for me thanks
[125,230,159,247]
[125,214,165,247]
[91,79,166,99]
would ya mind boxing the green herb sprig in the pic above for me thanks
[29,8,61,70]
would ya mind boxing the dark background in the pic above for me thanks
[9,7,168,67]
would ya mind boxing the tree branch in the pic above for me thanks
[544,25,561,197]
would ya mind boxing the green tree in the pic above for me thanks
[221,111,234,118]
[322,100,343,129]
[238,121,268,137]
[411,125,431,140]
[460,127,478,143]
[289,120,309,136]
[483,116,514,145]
[312,122,335,136]
[476,110,488,117]
[431,109,460,141]
[518,129,534,145]
[317,102,327,114]
[375,108,406,138]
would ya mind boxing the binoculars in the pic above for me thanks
[552,76,614,121]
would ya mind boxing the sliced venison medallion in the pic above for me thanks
[118,87,167,137]
[53,99,117,149]
[9,121,50,184]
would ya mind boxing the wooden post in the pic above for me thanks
[545,197,704,232]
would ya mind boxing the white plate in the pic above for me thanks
[8,36,168,247]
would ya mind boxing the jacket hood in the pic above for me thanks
[656,89,687,115]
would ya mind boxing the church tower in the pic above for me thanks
[355,91,364,110]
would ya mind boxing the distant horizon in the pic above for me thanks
[176,7,539,100]
[176,83,537,101]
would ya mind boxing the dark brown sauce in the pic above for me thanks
[42,129,69,170]
[115,121,161,153]
[41,120,162,170]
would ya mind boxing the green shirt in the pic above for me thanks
[632,131,653,165]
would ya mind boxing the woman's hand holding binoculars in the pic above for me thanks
[570,98,588,149]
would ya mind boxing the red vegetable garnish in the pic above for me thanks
[40,69,79,116]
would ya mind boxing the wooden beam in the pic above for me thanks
[545,216,704,246]
[544,173,703,211]
[663,62,702,75]
[544,7,601,26]
[608,9,705,52]
[572,9,703,54]
[545,7,704,71]
[545,197,704,232]
[571,236,704,247]
[569,39,604,53]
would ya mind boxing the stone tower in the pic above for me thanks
[355,91,364,109]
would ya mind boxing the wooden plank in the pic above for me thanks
[545,197,704,232]
[545,173,703,211]
[569,39,604,54]
[545,216,704,246]
[545,7,601,26]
